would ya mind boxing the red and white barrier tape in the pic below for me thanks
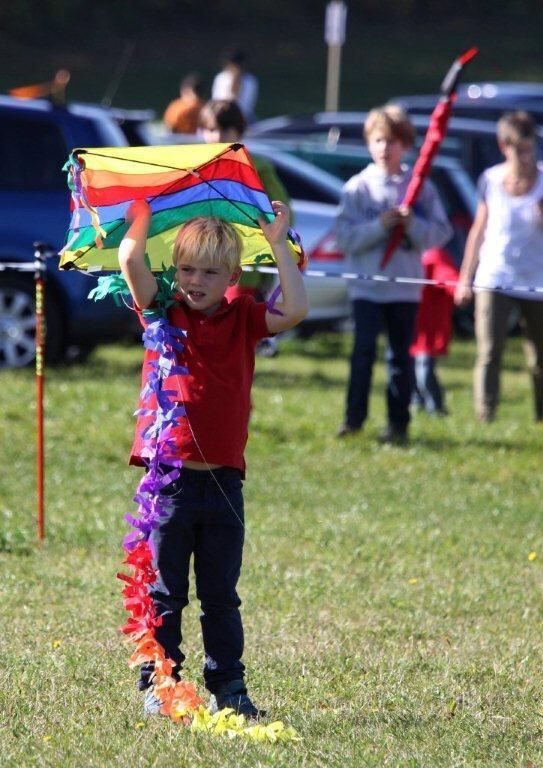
[243,265,543,296]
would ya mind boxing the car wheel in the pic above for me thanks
[0,274,64,369]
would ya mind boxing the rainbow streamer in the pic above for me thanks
[59,143,305,273]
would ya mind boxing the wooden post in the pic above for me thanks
[325,43,342,112]
[324,1,347,112]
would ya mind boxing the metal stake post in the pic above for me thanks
[34,243,47,541]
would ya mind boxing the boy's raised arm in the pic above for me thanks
[118,200,158,309]
[260,201,309,334]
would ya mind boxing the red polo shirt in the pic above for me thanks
[130,295,269,475]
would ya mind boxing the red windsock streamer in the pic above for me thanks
[380,47,479,269]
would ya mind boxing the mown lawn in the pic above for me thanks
[0,334,541,767]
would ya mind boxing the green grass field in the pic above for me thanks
[1,334,542,767]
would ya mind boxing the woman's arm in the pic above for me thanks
[118,200,158,309]
[454,200,488,306]
[260,201,309,333]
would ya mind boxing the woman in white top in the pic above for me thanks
[455,111,543,422]
[211,49,258,123]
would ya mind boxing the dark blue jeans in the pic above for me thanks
[139,466,246,694]
[346,299,419,429]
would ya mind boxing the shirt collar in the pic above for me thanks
[176,295,231,321]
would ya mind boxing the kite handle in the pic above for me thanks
[440,46,479,97]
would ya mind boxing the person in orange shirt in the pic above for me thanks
[163,73,205,134]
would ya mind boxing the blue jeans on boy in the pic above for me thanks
[346,299,419,429]
[412,353,444,413]
[138,466,246,694]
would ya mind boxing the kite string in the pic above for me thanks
[170,370,252,546]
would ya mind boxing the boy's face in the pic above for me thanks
[367,127,405,174]
[176,259,241,314]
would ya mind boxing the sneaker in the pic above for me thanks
[336,423,361,438]
[208,679,264,720]
[143,686,164,716]
[377,424,408,445]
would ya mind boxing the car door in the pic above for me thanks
[0,110,71,260]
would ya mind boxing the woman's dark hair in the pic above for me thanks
[199,99,246,136]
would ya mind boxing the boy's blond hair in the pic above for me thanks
[497,110,536,146]
[172,217,242,273]
[364,105,416,148]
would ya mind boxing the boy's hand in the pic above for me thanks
[126,199,152,224]
[380,206,412,230]
[398,205,412,228]
[258,201,290,246]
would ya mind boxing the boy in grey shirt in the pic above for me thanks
[336,105,452,443]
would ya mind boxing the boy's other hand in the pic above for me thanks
[398,205,412,228]
[258,201,290,246]
[126,199,152,223]
[380,206,412,230]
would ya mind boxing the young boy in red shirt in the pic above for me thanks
[119,199,308,717]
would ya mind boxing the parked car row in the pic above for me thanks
[390,80,543,125]
[3,81,539,366]
[247,110,543,182]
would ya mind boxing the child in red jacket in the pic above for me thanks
[410,248,459,415]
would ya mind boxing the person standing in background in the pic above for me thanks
[335,105,452,444]
[455,110,543,423]
[163,73,205,134]
[211,49,258,123]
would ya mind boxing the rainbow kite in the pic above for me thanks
[60,142,305,272]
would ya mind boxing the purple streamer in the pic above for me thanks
[266,284,284,316]
[124,316,188,553]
